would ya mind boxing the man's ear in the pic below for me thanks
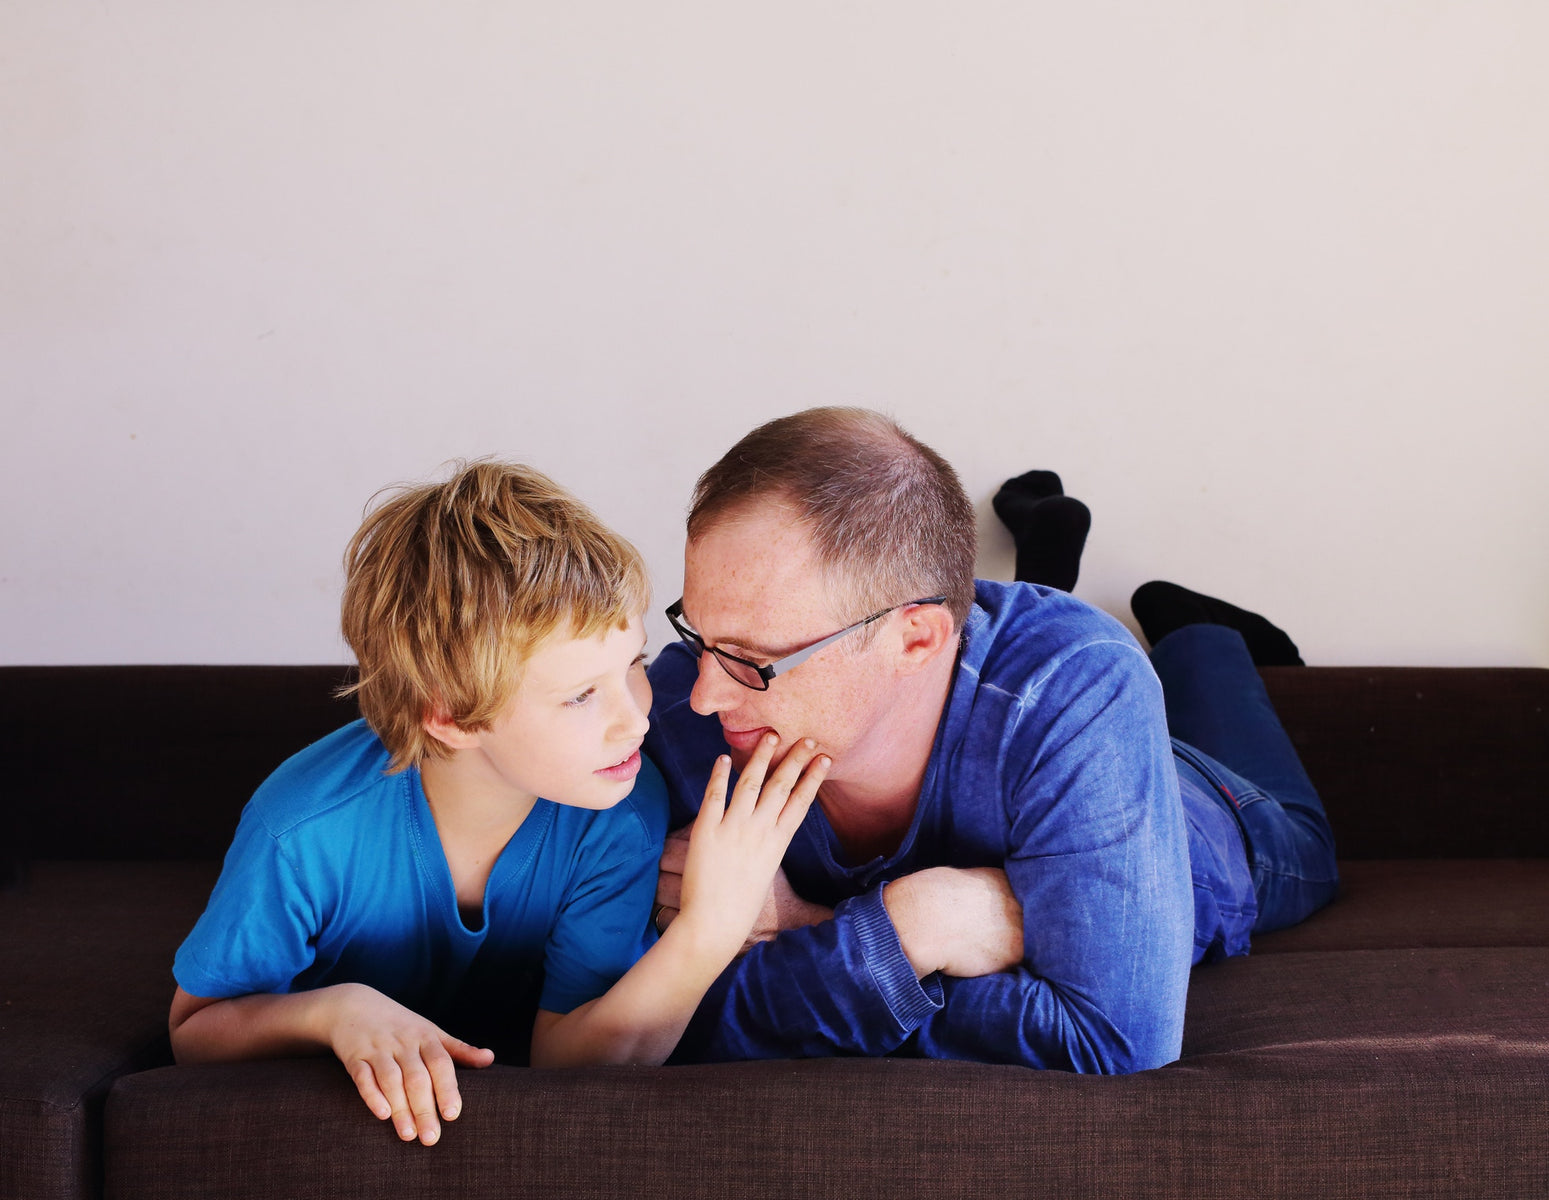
[895,603,956,672]
[423,710,480,753]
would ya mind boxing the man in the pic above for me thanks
[644,408,1337,1072]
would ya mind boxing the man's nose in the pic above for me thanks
[689,652,744,717]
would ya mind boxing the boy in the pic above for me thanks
[170,460,828,1145]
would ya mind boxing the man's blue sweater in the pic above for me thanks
[644,581,1255,1072]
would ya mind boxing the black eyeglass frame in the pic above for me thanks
[665,596,948,691]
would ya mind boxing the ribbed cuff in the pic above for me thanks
[843,885,944,1033]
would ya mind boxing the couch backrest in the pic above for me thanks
[2,666,360,861]
[1261,666,1549,858]
[3,664,1545,863]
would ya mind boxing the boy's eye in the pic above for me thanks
[564,688,595,708]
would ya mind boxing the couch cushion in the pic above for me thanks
[1252,859,1549,954]
[1184,945,1549,1058]
[103,945,1549,1200]
[107,1038,1549,1200]
[0,861,218,1200]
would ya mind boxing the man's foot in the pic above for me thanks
[1130,581,1304,666]
[992,470,1090,593]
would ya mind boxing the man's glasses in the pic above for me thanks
[665,596,947,691]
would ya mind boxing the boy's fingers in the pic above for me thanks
[426,1048,464,1122]
[759,738,821,799]
[697,754,733,822]
[370,1057,418,1142]
[726,735,779,810]
[737,739,821,824]
[779,755,830,828]
[399,1056,441,1145]
[443,1036,495,1069]
[348,1059,393,1122]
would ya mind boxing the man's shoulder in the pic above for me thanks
[966,580,1150,695]
[247,719,400,839]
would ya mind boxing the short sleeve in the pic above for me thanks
[172,803,320,999]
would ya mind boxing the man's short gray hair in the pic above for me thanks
[686,408,977,628]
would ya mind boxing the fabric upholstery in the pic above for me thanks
[1259,667,1549,858]
[2,666,359,862]
[106,1049,1549,1200]
[1,663,1544,1200]
[1253,859,1549,953]
[0,863,217,1200]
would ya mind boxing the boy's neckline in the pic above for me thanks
[416,764,543,934]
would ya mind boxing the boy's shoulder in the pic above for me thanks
[246,719,401,839]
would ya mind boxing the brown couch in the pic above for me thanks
[3,664,1546,1199]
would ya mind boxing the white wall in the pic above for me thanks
[3,2,1545,668]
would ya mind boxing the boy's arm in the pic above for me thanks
[528,736,828,1067]
[169,983,493,1145]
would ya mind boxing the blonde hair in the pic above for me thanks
[688,408,977,628]
[340,460,649,772]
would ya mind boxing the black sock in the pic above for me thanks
[992,470,1090,593]
[1130,580,1304,666]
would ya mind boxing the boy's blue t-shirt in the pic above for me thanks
[174,720,667,1055]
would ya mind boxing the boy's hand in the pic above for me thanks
[326,983,496,1146]
[656,831,831,952]
[674,735,830,959]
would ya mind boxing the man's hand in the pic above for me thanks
[656,827,832,952]
[883,867,1025,979]
[325,983,496,1146]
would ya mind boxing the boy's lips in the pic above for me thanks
[594,749,643,781]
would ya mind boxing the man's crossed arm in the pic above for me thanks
[656,828,1024,980]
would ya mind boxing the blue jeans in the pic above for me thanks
[1151,623,1339,934]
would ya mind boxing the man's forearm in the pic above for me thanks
[671,888,945,1062]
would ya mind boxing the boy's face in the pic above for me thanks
[456,614,652,811]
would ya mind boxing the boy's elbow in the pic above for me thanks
[167,986,221,1063]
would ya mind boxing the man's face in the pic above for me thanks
[679,502,896,777]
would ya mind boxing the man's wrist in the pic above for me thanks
[881,873,939,978]
[848,886,944,1030]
